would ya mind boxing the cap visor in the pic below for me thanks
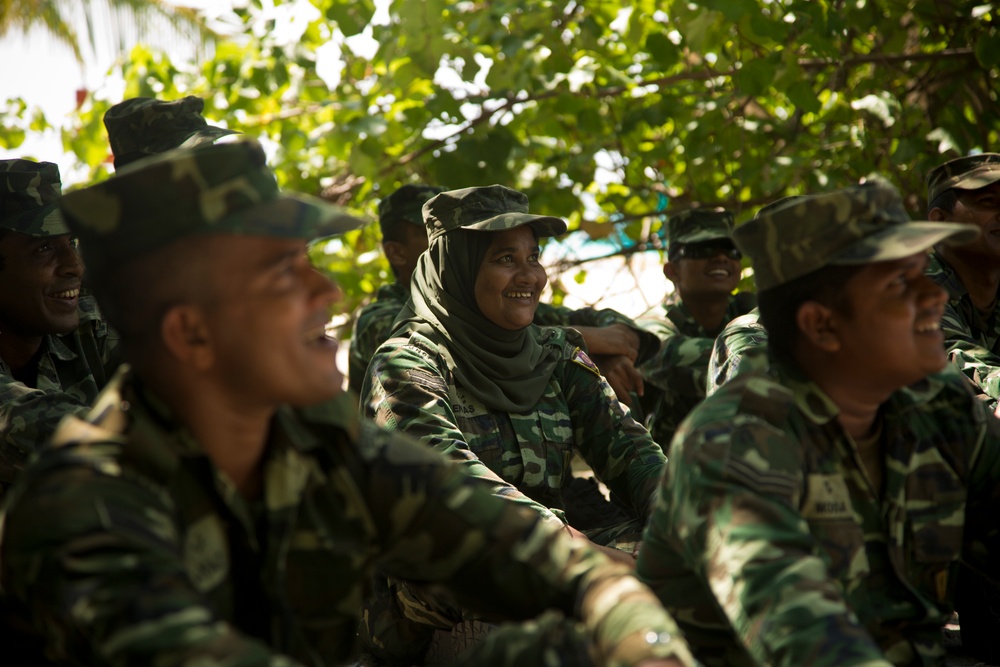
[674,229,733,245]
[467,212,567,237]
[211,192,366,240]
[832,221,981,264]
[0,202,70,237]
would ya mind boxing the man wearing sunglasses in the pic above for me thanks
[639,208,756,448]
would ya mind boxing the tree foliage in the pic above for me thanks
[3,0,999,318]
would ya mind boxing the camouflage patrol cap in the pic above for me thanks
[59,139,364,278]
[422,184,567,241]
[0,159,69,236]
[104,96,240,170]
[378,184,444,238]
[926,153,1000,202]
[735,181,980,292]
[666,208,734,248]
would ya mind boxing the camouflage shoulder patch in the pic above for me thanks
[570,347,601,377]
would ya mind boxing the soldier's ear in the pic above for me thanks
[663,261,679,284]
[796,300,841,353]
[160,304,215,371]
[928,207,947,222]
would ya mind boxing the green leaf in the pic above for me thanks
[645,31,680,70]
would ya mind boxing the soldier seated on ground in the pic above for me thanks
[349,183,658,407]
[0,159,120,501]
[924,152,1000,663]
[637,181,1000,667]
[638,208,755,447]
[359,185,669,661]
[0,141,692,667]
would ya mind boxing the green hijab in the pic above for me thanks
[395,227,563,413]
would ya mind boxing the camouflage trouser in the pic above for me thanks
[358,577,592,666]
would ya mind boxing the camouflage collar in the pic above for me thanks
[927,250,969,302]
[770,361,842,425]
[770,360,953,426]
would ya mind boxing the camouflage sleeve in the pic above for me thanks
[535,303,660,364]
[639,317,713,399]
[940,303,1000,406]
[348,303,403,395]
[0,372,91,493]
[644,414,892,667]
[560,348,666,519]
[355,421,696,667]
[0,452,302,666]
[360,337,565,523]
[706,312,769,396]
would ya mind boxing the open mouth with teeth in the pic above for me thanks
[914,321,941,333]
[706,268,732,278]
[49,288,80,300]
[504,291,534,299]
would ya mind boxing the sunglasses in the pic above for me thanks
[674,242,742,260]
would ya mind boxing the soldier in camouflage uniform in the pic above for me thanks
[0,159,121,501]
[924,153,1000,410]
[924,153,1000,662]
[0,142,693,667]
[348,184,444,395]
[104,95,239,170]
[703,196,808,396]
[362,184,666,555]
[635,180,1000,667]
[349,184,658,406]
[638,208,755,446]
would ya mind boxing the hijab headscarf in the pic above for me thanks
[393,185,567,413]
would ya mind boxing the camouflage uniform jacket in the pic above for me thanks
[927,250,1000,408]
[637,362,1000,667]
[0,294,121,497]
[361,326,666,527]
[639,292,756,445]
[348,283,658,396]
[705,308,769,396]
[0,366,695,667]
[348,281,409,395]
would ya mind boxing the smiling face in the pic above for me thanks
[474,226,547,330]
[936,182,1000,261]
[0,231,83,338]
[198,235,345,407]
[826,252,948,392]
[664,241,742,300]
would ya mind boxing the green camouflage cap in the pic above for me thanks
[104,96,240,170]
[926,153,1000,202]
[666,208,734,249]
[59,139,365,278]
[735,181,980,292]
[0,159,69,236]
[378,184,445,237]
[422,184,567,241]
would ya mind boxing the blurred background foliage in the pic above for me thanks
[2,0,998,322]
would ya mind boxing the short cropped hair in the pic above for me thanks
[757,263,865,367]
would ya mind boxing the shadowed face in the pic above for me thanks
[938,182,1000,261]
[474,226,547,330]
[665,240,742,300]
[199,236,344,407]
[827,252,948,391]
[0,232,83,337]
